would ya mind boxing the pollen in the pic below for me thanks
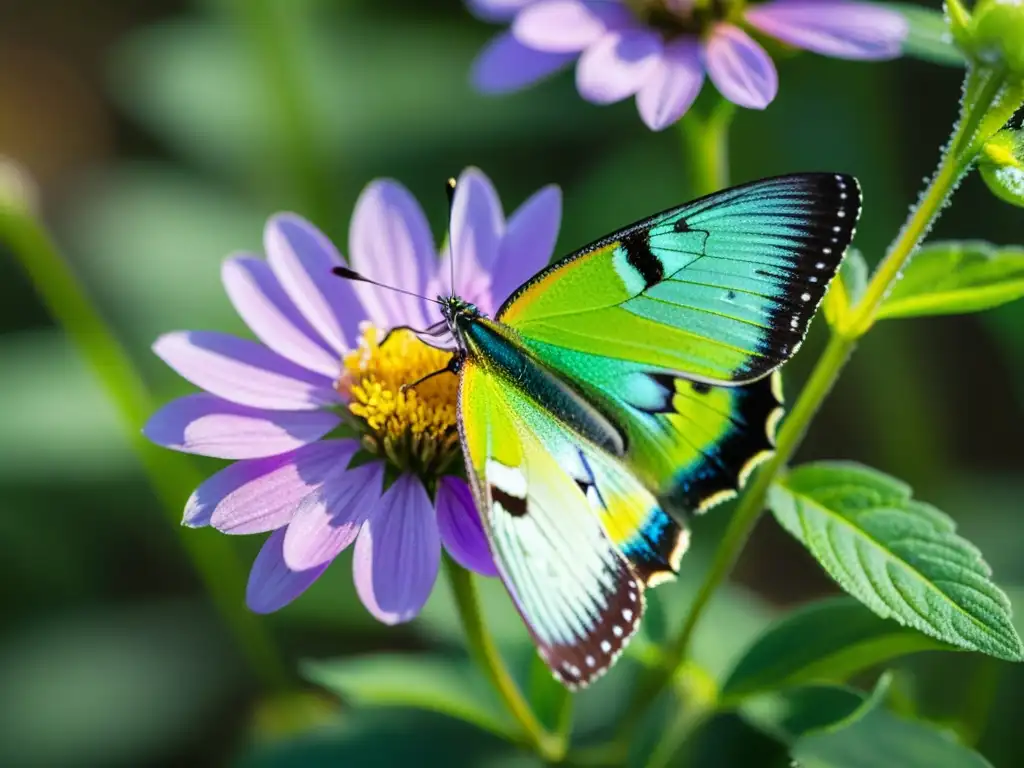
[341,325,460,476]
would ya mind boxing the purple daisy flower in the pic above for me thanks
[469,0,909,130]
[144,168,562,623]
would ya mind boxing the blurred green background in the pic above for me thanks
[1,0,1022,766]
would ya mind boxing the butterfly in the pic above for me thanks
[340,173,860,688]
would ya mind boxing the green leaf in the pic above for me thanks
[741,684,867,744]
[877,241,1024,319]
[823,248,868,329]
[302,655,518,743]
[721,597,952,703]
[791,689,993,768]
[769,462,1023,661]
[881,3,966,67]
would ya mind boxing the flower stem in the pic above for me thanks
[679,99,736,197]
[444,557,564,762]
[227,0,337,233]
[619,64,1018,742]
[0,199,289,691]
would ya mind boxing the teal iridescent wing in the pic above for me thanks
[499,173,860,383]
[495,173,857,513]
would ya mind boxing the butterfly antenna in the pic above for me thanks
[332,266,442,305]
[446,176,457,298]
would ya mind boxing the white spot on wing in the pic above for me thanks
[486,460,527,498]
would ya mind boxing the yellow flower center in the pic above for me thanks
[340,325,460,477]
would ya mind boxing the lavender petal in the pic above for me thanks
[283,460,386,570]
[636,37,705,130]
[153,331,340,411]
[349,180,435,330]
[704,23,778,110]
[513,0,632,53]
[184,439,359,533]
[222,255,340,379]
[489,185,561,307]
[352,474,440,625]
[246,528,330,614]
[746,1,908,60]
[467,0,537,23]
[436,476,498,577]
[264,214,362,356]
[471,32,576,94]
[576,29,663,105]
[144,393,340,460]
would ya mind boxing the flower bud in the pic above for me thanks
[970,0,1024,76]
[979,128,1024,207]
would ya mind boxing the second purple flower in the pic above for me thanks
[469,0,909,130]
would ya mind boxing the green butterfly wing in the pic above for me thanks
[499,173,860,383]
[495,173,856,512]
[458,351,688,687]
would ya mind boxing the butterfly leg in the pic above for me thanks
[380,320,450,346]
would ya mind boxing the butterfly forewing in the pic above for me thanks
[499,173,860,384]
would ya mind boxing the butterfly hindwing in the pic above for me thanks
[497,335,785,514]
[457,355,687,686]
[498,173,860,384]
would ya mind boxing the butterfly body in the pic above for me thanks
[433,173,861,688]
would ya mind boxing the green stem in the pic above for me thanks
[227,0,336,231]
[642,663,718,768]
[444,558,564,762]
[0,201,289,691]
[848,67,1007,335]
[679,100,736,197]
[619,64,1018,742]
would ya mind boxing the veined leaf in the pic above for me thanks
[301,655,516,742]
[769,462,1023,661]
[721,597,952,703]
[791,688,993,768]
[880,3,966,67]
[823,248,868,329]
[877,241,1024,319]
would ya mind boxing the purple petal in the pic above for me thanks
[471,32,576,94]
[153,331,340,411]
[184,439,358,532]
[746,1,908,60]
[450,167,505,283]
[489,185,562,307]
[265,214,362,356]
[246,528,330,614]
[283,460,385,570]
[467,0,536,22]
[349,180,435,330]
[637,37,705,130]
[144,393,340,459]
[576,29,663,105]
[513,0,632,53]
[435,476,498,577]
[704,23,778,110]
[222,255,340,379]
[352,474,440,625]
